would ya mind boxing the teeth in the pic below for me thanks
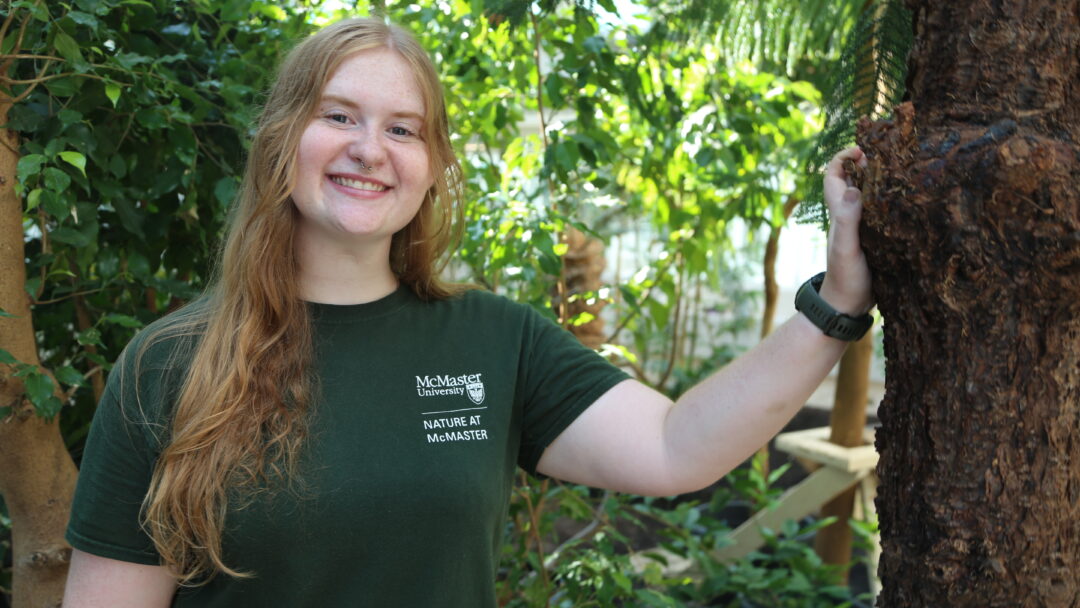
[331,176,388,191]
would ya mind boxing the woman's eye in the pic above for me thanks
[325,112,350,125]
[389,126,415,137]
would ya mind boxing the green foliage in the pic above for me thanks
[637,0,863,89]
[3,0,311,438]
[494,458,874,606]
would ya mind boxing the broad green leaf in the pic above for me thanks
[66,10,99,29]
[59,151,87,177]
[23,370,59,415]
[45,76,80,97]
[0,348,19,364]
[55,365,86,387]
[16,154,47,182]
[57,109,83,126]
[41,190,70,221]
[105,83,121,107]
[42,167,72,193]
[53,32,84,64]
[50,225,93,247]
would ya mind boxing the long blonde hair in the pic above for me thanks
[138,18,464,584]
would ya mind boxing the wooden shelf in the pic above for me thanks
[774,426,878,473]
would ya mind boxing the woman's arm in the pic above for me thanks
[63,549,177,608]
[535,147,872,495]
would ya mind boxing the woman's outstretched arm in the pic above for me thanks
[536,147,873,495]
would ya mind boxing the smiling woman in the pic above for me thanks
[61,14,873,608]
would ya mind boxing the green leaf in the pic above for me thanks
[214,177,238,207]
[57,108,83,126]
[105,83,121,108]
[23,370,61,418]
[111,198,145,240]
[26,188,43,211]
[108,155,127,178]
[0,348,19,364]
[42,167,72,193]
[41,190,70,221]
[67,10,100,29]
[135,107,166,130]
[611,569,633,593]
[76,328,103,347]
[59,151,87,177]
[46,76,80,98]
[646,297,670,329]
[16,154,47,182]
[55,365,86,387]
[53,32,84,64]
[103,313,144,328]
[50,225,93,247]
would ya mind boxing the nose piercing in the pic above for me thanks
[358,158,372,172]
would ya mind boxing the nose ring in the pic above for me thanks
[358,158,372,172]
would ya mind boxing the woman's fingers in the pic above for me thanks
[819,147,874,315]
[823,147,865,209]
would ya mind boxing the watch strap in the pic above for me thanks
[794,272,873,341]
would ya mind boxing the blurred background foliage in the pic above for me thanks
[1,0,874,604]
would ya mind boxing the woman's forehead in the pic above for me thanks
[320,48,426,117]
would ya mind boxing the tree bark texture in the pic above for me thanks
[0,102,77,607]
[857,2,1080,606]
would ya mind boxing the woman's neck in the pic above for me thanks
[295,236,399,305]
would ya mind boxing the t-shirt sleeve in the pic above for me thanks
[66,343,170,565]
[516,306,630,475]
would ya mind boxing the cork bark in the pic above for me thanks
[857,2,1080,606]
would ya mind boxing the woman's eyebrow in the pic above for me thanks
[319,94,424,121]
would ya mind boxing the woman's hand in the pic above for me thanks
[819,146,873,315]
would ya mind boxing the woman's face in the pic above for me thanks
[291,48,433,252]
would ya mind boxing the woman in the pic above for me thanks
[63,17,872,608]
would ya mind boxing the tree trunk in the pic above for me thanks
[857,2,1080,606]
[0,98,77,608]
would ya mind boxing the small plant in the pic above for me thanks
[496,448,876,607]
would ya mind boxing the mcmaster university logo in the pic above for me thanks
[416,372,485,405]
[466,381,485,405]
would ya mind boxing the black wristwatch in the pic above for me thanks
[794,272,873,341]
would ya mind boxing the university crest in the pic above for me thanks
[466,381,485,405]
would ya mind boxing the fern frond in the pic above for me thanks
[799,0,913,228]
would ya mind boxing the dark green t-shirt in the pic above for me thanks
[66,286,629,607]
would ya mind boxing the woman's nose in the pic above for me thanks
[346,127,387,168]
